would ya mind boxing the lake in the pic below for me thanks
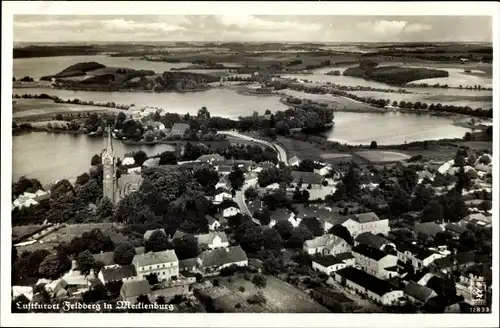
[12,132,175,185]
[13,55,193,79]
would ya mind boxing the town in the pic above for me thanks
[12,107,493,313]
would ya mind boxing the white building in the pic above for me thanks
[289,156,301,167]
[303,234,351,256]
[132,250,179,281]
[196,232,229,250]
[214,191,233,204]
[312,256,349,275]
[351,244,399,279]
[122,157,136,166]
[223,206,240,218]
[341,212,390,238]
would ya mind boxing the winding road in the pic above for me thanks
[219,130,288,164]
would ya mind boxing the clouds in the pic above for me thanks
[13,15,492,42]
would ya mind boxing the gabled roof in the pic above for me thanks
[444,223,466,235]
[101,265,137,282]
[463,213,489,223]
[414,222,443,237]
[197,232,228,245]
[355,232,391,249]
[257,162,276,170]
[170,123,190,133]
[144,228,166,241]
[404,281,437,303]
[352,244,389,261]
[198,246,248,268]
[335,267,399,296]
[294,205,334,222]
[120,280,151,298]
[312,255,344,268]
[335,252,355,261]
[172,230,186,240]
[304,234,345,249]
[179,258,198,270]
[291,171,323,185]
[432,251,475,269]
[353,212,381,224]
[133,250,178,267]
[92,247,145,267]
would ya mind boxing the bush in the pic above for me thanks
[247,293,266,305]
[239,286,245,292]
[244,273,252,281]
[235,303,241,309]
[252,274,267,288]
[369,141,378,149]
[213,279,220,287]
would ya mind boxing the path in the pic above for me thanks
[219,130,288,164]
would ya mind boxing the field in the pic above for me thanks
[276,136,353,163]
[12,99,120,121]
[39,223,128,244]
[208,275,329,313]
[12,224,47,241]
[354,150,411,163]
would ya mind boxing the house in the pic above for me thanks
[351,244,398,279]
[265,183,281,190]
[244,172,259,186]
[444,223,466,239]
[145,121,166,130]
[459,213,491,228]
[215,176,230,190]
[198,246,248,275]
[354,232,395,250]
[224,159,254,172]
[120,280,152,302]
[132,250,179,281]
[178,258,199,273]
[413,222,444,241]
[197,154,225,163]
[474,163,492,173]
[206,215,221,231]
[310,287,357,312]
[269,208,297,228]
[341,212,390,237]
[294,205,336,232]
[12,190,49,209]
[144,228,166,242]
[303,234,351,256]
[417,171,434,184]
[217,165,233,176]
[98,264,137,284]
[61,271,90,293]
[334,267,404,306]
[291,171,323,188]
[312,256,349,275]
[335,252,356,267]
[122,157,135,166]
[430,251,476,276]
[12,286,34,301]
[222,206,240,218]
[314,166,332,177]
[127,166,142,174]
[214,191,233,204]
[196,231,229,250]
[289,156,301,167]
[170,123,190,136]
[404,281,438,306]
[395,242,444,271]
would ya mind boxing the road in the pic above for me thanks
[219,130,288,164]
[235,182,261,226]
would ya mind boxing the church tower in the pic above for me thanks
[102,127,116,204]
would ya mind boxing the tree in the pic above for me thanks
[113,242,136,266]
[275,120,290,136]
[197,106,211,119]
[76,250,96,276]
[91,154,102,166]
[369,141,378,149]
[159,151,177,165]
[115,111,127,128]
[244,187,259,200]
[252,274,267,288]
[412,185,435,211]
[228,168,245,190]
[421,200,444,223]
[38,252,72,279]
[262,228,283,250]
[299,217,323,237]
[274,220,294,241]
[287,226,314,248]
[193,168,219,192]
[328,224,353,245]
[173,234,199,260]
[145,229,169,252]
[97,196,114,220]
[133,151,148,166]
[434,231,454,247]
[76,172,90,186]
[479,200,492,212]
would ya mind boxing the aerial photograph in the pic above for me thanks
[9,12,494,316]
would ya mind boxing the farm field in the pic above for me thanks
[12,99,120,120]
[209,275,329,313]
[12,224,47,241]
[354,150,411,163]
[39,223,128,244]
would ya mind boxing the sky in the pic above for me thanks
[13,15,493,43]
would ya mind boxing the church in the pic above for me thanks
[102,128,143,205]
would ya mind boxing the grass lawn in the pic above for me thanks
[12,224,47,241]
[212,275,329,313]
[354,150,411,163]
[39,223,128,244]
[276,136,352,163]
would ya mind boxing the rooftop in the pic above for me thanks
[352,244,389,261]
[312,255,344,267]
[404,281,436,303]
[197,231,228,245]
[291,171,323,185]
[198,245,248,268]
[100,264,137,282]
[355,232,391,249]
[353,212,380,224]
[335,267,398,296]
[133,250,178,267]
[414,222,443,237]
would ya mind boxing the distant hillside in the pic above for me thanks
[13,45,100,58]
[40,62,106,80]
[343,60,449,86]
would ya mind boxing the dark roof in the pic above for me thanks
[93,247,145,266]
[335,267,398,296]
[170,123,190,133]
[432,251,475,269]
[218,165,233,173]
[294,205,334,222]
[353,212,380,223]
[312,287,355,303]
[198,246,248,268]
[313,255,344,267]
[206,215,218,225]
[101,265,137,282]
[291,171,323,185]
[355,232,391,249]
[270,208,293,222]
[179,258,198,270]
[414,222,443,238]
[335,252,355,261]
[444,223,466,235]
[394,242,437,260]
[352,244,388,261]
[404,281,436,303]
[120,280,151,298]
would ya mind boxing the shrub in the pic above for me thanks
[235,303,241,309]
[247,293,266,305]
[239,286,245,293]
[213,279,220,287]
[244,273,252,281]
[252,274,267,288]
